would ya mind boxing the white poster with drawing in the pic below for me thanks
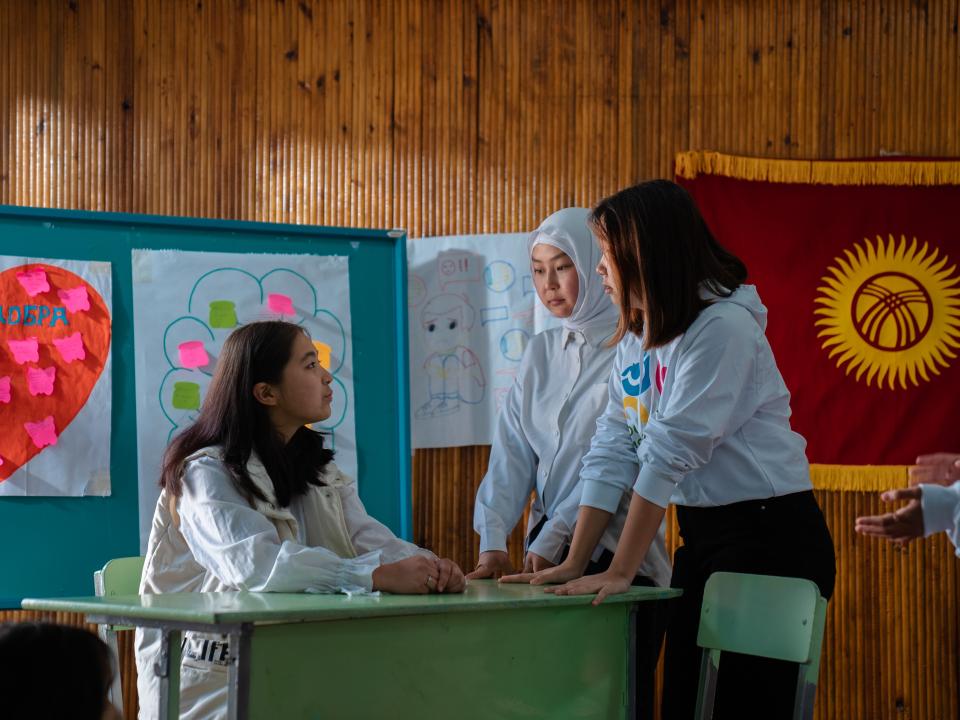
[132,249,355,550]
[407,234,560,448]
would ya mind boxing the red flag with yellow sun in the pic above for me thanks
[677,152,960,489]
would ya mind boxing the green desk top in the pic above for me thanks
[22,579,679,626]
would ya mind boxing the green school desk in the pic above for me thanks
[23,579,680,719]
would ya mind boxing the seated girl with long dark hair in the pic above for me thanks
[135,320,465,720]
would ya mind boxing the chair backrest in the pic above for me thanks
[93,556,145,713]
[94,556,144,598]
[698,571,824,662]
[695,571,828,720]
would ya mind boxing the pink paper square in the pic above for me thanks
[16,268,50,297]
[53,332,86,363]
[58,286,91,313]
[178,341,210,369]
[24,416,58,449]
[7,337,39,365]
[26,366,56,396]
[268,293,295,316]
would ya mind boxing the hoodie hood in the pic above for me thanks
[704,283,768,331]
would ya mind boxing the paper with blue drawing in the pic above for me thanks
[408,234,560,448]
[131,249,356,551]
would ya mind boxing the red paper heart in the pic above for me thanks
[0,263,111,481]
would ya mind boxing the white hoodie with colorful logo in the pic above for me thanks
[580,284,812,512]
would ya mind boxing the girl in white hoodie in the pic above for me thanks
[136,321,464,720]
[506,181,836,720]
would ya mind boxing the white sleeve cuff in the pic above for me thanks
[632,466,675,509]
[527,524,569,565]
[580,480,624,513]
[334,549,382,594]
[920,483,960,537]
[478,527,509,554]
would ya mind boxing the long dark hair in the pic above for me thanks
[590,179,748,348]
[161,321,334,507]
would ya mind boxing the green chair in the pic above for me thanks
[94,556,145,712]
[695,571,828,720]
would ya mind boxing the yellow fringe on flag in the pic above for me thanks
[811,464,910,492]
[675,150,960,186]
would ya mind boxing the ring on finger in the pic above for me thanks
[426,575,437,588]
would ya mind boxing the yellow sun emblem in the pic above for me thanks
[814,235,960,389]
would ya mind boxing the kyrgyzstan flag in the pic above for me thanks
[677,152,960,473]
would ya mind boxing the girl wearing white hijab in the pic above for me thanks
[468,208,670,587]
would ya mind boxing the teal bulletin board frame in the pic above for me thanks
[0,206,412,608]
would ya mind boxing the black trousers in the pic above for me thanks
[528,519,666,720]
[661,490,836,720]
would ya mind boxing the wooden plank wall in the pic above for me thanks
[1,2,959,719]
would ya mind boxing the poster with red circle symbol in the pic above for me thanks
[0,256,112,496]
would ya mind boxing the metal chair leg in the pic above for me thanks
[694,648,720,720]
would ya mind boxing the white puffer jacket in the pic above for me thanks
[135,447,432,720]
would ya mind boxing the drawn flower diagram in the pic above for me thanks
[157,266,349,447]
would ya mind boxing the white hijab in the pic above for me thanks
[529,207,618,333]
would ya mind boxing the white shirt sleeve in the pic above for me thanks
[473,376,538,553]
[527,480,579,563]
[921,481,960,554]
[579,353,640,514]
[177,455,381,593]
[338,480,437,564]
[634,312,761,508]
